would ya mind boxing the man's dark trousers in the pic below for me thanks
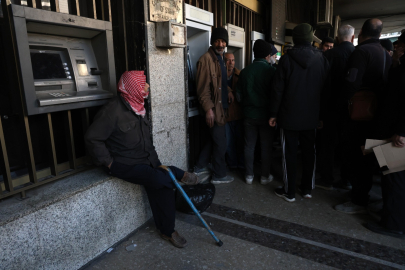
[320,119,354,184]
[196,123,227,178]
[343,120,374,206]
[381,170,405,232]
[244,118,275,177]
[280,129,316,196]
[109,162,184,237]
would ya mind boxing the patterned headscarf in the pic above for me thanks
[117,71,148,117]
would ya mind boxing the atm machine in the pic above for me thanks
[8,4,116,115]
[185,4,213,168]
[225,24,245,70]
[251,31,265,62]
[185,4,213,117]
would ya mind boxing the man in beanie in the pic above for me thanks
[85,71,198,248]
[194,27,235,184]
[334,18,392,214]
[321,37,334,52]
[236,39,277,184]
[269,23,329,202]
[269,44,278,67]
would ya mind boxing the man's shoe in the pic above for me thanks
[211,175,234,184]
[315,179,334,191]
[274,187,295,202]
[180,172,199,185]
[160,231,188,248]
[333,181,352,190]
[334,201,367,214]
[260,174,274,185]
[365,222,405,239]
[194,166,211,174]
[245,175,254,185]
[298,187,312,199]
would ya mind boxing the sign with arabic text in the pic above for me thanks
[149,0,183,24]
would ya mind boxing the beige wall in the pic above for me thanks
[235,0,263,14]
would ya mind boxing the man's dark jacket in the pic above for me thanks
[345,38,392,99]
[374,55,405,139]
[85,96,161,168]
[323,41,355,120]
[344,38,392,139]
[270,44,329,130]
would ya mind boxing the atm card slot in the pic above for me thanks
[87,82,98,87]
[35,85,62,91]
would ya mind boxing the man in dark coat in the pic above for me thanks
[316,25,356,191]
[334,19,392,214]
[85,71,198,248]
[366,32,405,238]
[269,23,329,202]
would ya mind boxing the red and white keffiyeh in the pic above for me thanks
[118,71,148,117]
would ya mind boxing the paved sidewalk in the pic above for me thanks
[83,170,405,270]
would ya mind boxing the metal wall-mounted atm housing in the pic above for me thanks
[225,23,245,70]
[9,4,116,115]
[185,4,213,118]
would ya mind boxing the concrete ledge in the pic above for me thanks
[0,168,152,270]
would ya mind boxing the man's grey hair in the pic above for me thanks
[338,25,355,40]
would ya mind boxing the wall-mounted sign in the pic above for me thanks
[149,0,183,24]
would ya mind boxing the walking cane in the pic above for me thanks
[160,166,223,247]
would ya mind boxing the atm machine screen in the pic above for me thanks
[31,52,68,80]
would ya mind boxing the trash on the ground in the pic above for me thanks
[106,248,114,253]
[126,244,137,251]
[225,249,230,252]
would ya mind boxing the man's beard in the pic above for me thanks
[214,47,225,54]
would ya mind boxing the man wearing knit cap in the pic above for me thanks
[194,27,235,184]
[269,23,329,202]
[269,44,278,67]
[85,71,199,248]
[237,39,276,185]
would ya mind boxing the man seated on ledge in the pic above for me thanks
[85,71,198,248]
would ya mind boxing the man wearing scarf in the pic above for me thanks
[85,71,198,248]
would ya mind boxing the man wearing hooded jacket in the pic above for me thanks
[269,23,329,202]
[85,71,198,248]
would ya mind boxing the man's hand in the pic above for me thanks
[206,108,215,128]
[317,121,324,129]
[269,117,277,127]
[108,162,112,169]
[392,46,404,68]
[391,134,405,147]
[228,92,234,104]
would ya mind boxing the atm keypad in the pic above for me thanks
[49,92,71,97]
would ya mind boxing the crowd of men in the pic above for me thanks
[84,18,404,248]
[194,19,405,239]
